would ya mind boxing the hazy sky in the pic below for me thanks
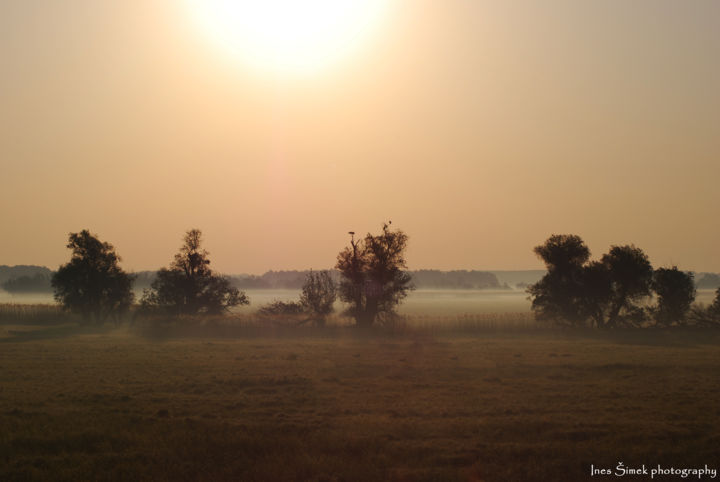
[1,0,719,274]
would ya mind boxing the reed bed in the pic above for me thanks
[0,302,543,338]
[131,311,542,339]
[403,311,540,333]
[0,303,78,325]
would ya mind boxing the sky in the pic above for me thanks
[1,0,719,274]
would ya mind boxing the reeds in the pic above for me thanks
[130,311,542,339]
[0,302,545,336]
[0,303,78,325]
[402,312,541,334]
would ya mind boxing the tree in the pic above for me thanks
[140,229,248,315]
[299,270,336,326]
[258,270,336,326]
[578,260,613,328]
[577,245,654,328]
[709,288,720,320]
[336,223,413,327]
[51,230,135,323]
[601,245,653,327]
[652,267,695,325]
[688,287,720,326]
[528,236,654,328]
[527,234,590,326]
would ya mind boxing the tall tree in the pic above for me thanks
[578,260,613,328]
[601,245,653,328]
[527,234,590,326]
[652,267,695,325]
[140,229,248,315]
[707,287,720,320]
[52,230,135,323]
[336,223,413,327]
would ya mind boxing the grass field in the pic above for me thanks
[2,323,720,481]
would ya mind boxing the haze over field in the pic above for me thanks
[3,4,720,480]
[1,1,719,273]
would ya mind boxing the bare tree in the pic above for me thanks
[299,270,336,326]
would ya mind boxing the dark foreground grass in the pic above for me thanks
[2,327,720,481]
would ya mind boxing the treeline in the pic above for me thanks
[1,272,52,293]
[0,266,53,293]
[45,224,415,328]
[116,270,321,291]
[697,273,720,289]
[5,229,720,331]
[410,270,504,289]
[138,269,504,290]
[4,265,720,294]
[528,234,720,328]
[0,265,53,283]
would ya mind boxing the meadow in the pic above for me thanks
[2,317,720,481]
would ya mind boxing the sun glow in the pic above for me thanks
[185,0,389,75]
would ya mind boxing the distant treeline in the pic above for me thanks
[410,270,506,289]
[0,265,53,284]
[697,273,720,289]
[0,266,53,293]
[132,270,322,291]
[136,269,507,290]
[2,264,720,294]
[1,273,52,293]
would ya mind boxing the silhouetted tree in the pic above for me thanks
[300,270,336,326]
[578,260,613,328]
[687,287,720,326]
[527,234,590,326]
[52,230,134,323]
[528,236,656,328]
[601,245,653,327]
[577,245,654,328]
[336,223,413,327]
[652,267,695,325]
[140,229,248,315]
[709,288,720,320]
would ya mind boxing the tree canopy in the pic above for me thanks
[601,245,654,328]
[140,229,248,315]
[527,234,589,325]
[528,235,657,328]
[51,230,135,323]
[336,223,413,327]
[652,267,696,325]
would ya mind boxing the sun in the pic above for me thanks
[185,0,389,76]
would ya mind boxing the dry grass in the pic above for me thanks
[2,323,720,481]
